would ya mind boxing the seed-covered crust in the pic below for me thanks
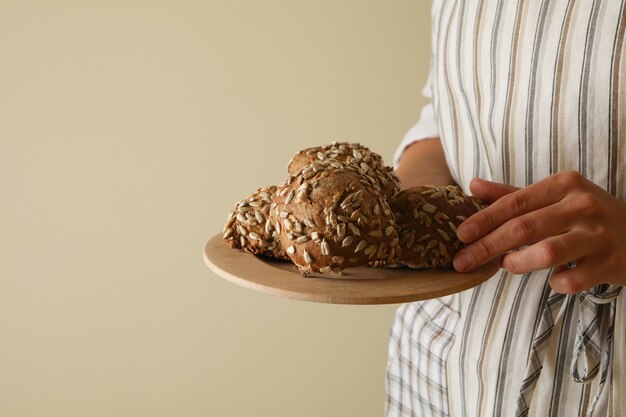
[223,186,288,259]
[272,160,400,275]
[287,142,401,201]
[390,185,487,269]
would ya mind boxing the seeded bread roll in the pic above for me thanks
[223,186,287,259]
[287,142,401,201]
[390,185,486,269]
[272,161,400,275]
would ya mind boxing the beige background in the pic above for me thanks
[0,1,431,416]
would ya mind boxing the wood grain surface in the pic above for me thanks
[204,233,500,305]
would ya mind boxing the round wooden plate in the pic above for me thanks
[204,233,500,305]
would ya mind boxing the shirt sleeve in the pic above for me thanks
[392,71,440,169]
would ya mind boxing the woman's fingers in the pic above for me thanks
[549,257,605,294]
[469,178,519,204]
[499,231,589,274]
[453,201,571,272]
[457,172,585,243]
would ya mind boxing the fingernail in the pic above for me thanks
[456,223,477,242]
[454,252,474,272]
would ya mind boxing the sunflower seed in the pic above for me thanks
[417,233,430,242]
[223,228,233,239]
[280,211,289,219]
[275,221,281,234]
[236,213,247,223]
[429,191,443,199]
[248,201,261,208]
[368,230,383,238]
[377,243,387,258]
[373,203,380,216]
[249,232,261,241]
[337,215,349,223]
[337,223,346,237]
[421,189,437,195]
[304,218,315,228]
[329,255,342,264]
[342,236,354,247]
[355,240,367,252]
[287,245,296,255]
[240,236,246,247]
[259,191,271,199]
[285,190,294,204]
[413,244,425,252]
[439,242,448,256]
[320,266,332,273]
[385,226,395,236]
[294,221,303,233]
[456,215,467,222]
[311,231,320,241]
[406,232,415,249]
[426,239,438,249]
[321,239,331,256]
[303,250,313,264]
[422,203,437,214]
[436,228,451,241]
[238,225,248,236]
[448,222,457,232]
[364,244,377,256]
[424,216,433,227]
[283,218,293,231]
[347,223,361,236]
[435,213,449,223]
[383,208,391,216]
[296,235,310,243]
[317,152,326,161]
[297,190,308,202]
[287,233,296,240]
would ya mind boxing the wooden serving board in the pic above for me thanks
[203,233,500,305]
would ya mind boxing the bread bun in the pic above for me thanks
[223,186,287,259]
[390,185,486,269]
[287,142,400,201]
[271,160,399,275]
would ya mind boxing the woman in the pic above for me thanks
[386,1,626,416]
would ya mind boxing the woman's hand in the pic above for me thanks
[452,171,626,293]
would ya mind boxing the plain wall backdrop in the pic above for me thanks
[0,1,431,416]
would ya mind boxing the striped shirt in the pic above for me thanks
[386,1,626,416]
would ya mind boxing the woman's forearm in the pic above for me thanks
[395,138,456,189]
